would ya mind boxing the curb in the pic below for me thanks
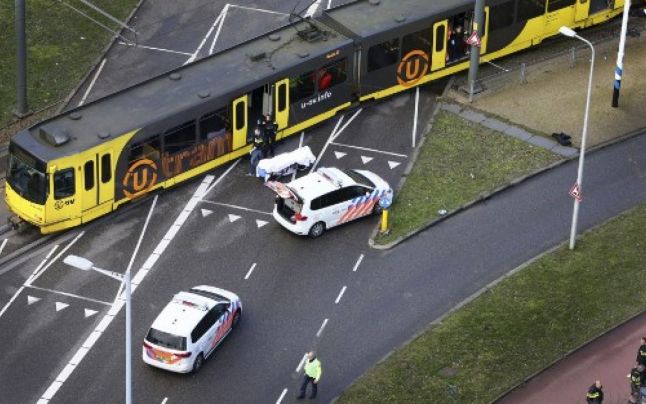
[369,118,646,250]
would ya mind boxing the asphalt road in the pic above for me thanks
[1,1,646,404]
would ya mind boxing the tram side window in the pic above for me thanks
[547,0,575,12]
[402,28,432,57]
[490,1,516,29]
[367,39,400,72]
[199,108,230,141]
[164,121,196,155]
[129,136,161,162]
[101,154,111,183]
[84,161,94,191]
[54,168,75,200]
[290,70,316,102]
[316,58,347,91]
[518,0,546,20]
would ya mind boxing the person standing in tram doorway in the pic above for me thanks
[261,113,277,157]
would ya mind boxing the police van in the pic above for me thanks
[142,285,242,373]
[268,167,392,238]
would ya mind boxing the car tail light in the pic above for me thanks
[174,351,191,358]
[143,340,152,349]
[291,212,308,222]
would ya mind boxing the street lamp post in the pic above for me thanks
[558,26,595,250]
[63,255,132,404]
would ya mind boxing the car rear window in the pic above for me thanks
[189,288,229,302]
[344,169,375,188]
[146,328,186,351]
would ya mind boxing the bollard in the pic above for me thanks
[380,209,389,234]
[519,63,527,84]
[570,46,576,69]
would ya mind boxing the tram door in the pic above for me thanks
[432,20,448,71]
[232,95,247,150]
[574,0,591,21]
[274,78,289,131]
[81,149,114,213]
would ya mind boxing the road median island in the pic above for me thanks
[372,109,561,247]
[341,203,646,403]
[0,0,139,135]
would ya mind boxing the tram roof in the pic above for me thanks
[323,0,472,38]
[16,19,352,162]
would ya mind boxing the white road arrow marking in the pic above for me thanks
[334,151,347,159]
[256,219,268,228]
[360,156,373,164]
[228,214,241,223]
[27,295,41,305]
[388,161,402,169]
[201,208,213,217]
[55,302,69,312]
[84,309,98,318]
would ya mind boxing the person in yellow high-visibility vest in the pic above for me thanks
[297,351,322,400]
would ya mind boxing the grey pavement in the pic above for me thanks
[441,102,579,158]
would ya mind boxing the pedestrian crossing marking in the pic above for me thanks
[27,295,41,305]
[201,209,213,217]
[360,156,373,164]
[334,151,347,159]
[256,219,268,228]
[55,302,69,312]
[387,161,402,169]
[84,308,98,318]
[228,214,241,223]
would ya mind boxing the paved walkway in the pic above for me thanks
[498,312,646,404]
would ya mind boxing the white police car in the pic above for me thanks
[142,285,242,373]
[268,167,392,238]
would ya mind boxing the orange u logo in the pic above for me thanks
[397,50,430,87]
[123,158,158,199]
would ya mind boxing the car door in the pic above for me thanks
[317,189,349,229]
[337,185,375,225]
[206,304,229,357]
[197,310,218,357]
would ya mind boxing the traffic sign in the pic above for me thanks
[569,183,582,202]
[379,191,393,209]
[466,31,481,47]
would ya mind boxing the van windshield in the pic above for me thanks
[6,144,48,205]
[146,328,187,351]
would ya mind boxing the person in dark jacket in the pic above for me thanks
[261,114,277,157]
[629,365,645,403]
[638,337,646,366]
[247,128,265,176]
[586,380,603,404]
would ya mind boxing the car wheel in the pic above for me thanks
[232,310,241,329]
[192,353,204,373]
[372,202,383,215]
[308,222,325,238]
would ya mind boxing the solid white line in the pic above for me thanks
[352,254,364,272]
[244,263,257,280]
[28,231,85,286]
[209,3,230,55]
[78,58,106,106]
[203,159,240,197]
[329,142,408,158]
[295,353,308,372]
[335,286,347,304]
[38,176,215,404]
[185,6,226,64]
[24,285,112,306]
[231,4,289,15]
[292,131,305,181]
[311,116,344,172]
[304,0,321,18]
[332,108,362,142]
[276,388,288,404]
[26,245,59,285]
[0,286,25,320]
[199,199,273,216]
[0,238,8,256]
[118,42,193,56]
[161,398,168,404]
[316,318,329,338]
[412,86,420,148]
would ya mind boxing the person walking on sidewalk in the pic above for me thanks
[586,380,604,404]
[297,351,322,400]
[629,365,645,403]
[637,337,646,366]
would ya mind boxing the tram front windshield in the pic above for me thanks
[7,144,48,205]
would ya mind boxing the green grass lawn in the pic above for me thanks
[0,0,138,130]
[375,110,561,244]
[342,203,646,403]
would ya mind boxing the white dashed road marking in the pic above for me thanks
[27,295,41,305]
[316,318,329,338]
[334,151,346,159]
[78,58,106,106]
[295,353,308,372]
[228,214,241,223]
[256,219,269,228]
[25,285,112,306]
[330,142,408,158]
[200,199,273,216]
[244,263,257,280]
[84,309,98,318]
[412,87,420,148]
[0,238,8,256]
[352,254,364,272]
[55,302,69,312]
[275,388,288,404]
[335,286,347,304]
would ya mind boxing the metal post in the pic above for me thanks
[14,0,30,117]
[467,0,485,102]
[570,46,576,69]
[125,271,132,404]
[569,36,595,250]
[612,0,631,108]
[520,62,527,84]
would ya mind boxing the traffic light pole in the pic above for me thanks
[14,0,30,118]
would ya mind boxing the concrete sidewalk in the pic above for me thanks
[498,312,646,404]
